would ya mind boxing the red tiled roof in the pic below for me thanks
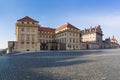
[55,22,79,31]
[17,16,39,23]
[111,38,117,42]
[38,27,55,32]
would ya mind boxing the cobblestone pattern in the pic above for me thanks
[0,49,120,80]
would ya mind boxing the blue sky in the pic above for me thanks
[0,0,120,49]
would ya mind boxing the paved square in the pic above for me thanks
[0,49,120,80]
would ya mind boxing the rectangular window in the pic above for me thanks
[70,38,71,43]
[65,33,66,36]
[27,28,30,32]
[32,46,34,48]
[32,42,34,44]
[76,34,78,37]
[21,34,24,41]
[73,45,75,49]
[76,45,78,48]
[76,39,78,43]
[32,34,34,41]
[41,31,43,33]
[27,34,30,41]
[40,35,41,37]
[27,42,29,44]
[40,40,41,42]
[21,28,24,31]
[21,42,24,44]
[65,38,66,43]
[31,28,35,32]
[22,22,24,24]
[73,39,75,43]
[69,45,71,48]
[73,33,74,36]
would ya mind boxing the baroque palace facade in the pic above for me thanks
[8,16,104,52]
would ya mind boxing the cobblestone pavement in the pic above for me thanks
[0,49,120,80]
